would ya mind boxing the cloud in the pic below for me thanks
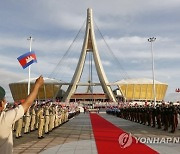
[0,36,28,49]
[0,68,27,101]
[0,0,180,101]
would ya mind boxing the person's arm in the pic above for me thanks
[22,76,44,113]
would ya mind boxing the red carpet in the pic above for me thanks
[90,113,159,154]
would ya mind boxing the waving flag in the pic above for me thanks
[17,51,37,69]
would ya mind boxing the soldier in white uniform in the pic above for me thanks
[0,76,44,154]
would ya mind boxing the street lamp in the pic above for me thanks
[148,37,156,106]
[27,36,33,95]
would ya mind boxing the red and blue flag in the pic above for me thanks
[17,51,37,69]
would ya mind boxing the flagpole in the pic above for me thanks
[27,36,33,95]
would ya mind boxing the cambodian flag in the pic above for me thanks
[17,51,37,69]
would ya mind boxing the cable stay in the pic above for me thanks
[94,21,130,80]
[48,20,86,80]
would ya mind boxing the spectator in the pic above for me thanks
[0,76,44,154]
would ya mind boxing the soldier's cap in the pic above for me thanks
[0,86,5,101]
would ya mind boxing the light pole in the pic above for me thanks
[148,37,156,106]
[27,36,33,95]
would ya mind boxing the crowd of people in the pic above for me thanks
[8,102,80,139]
[0,76,80,154]
[106,102,180,133]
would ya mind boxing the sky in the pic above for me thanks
[0,0,180,101]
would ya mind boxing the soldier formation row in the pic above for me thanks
[106,104,180,133]
[8,103,80,139]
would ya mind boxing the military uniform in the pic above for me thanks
[30,106,36,131]
[15,116,23,138]
[163,106,169,131]
[58,109,62,126]
[52,107,56,129]
[169,105,176,133]
[35,106,40,129]
[55,106,59,128]
[49,106,54,131]
[44,105,50,134]
[65,109,69,122]
[156,105,161,129]
[24,109,31,134]
[37,106,45,139]
[147,106,151,126]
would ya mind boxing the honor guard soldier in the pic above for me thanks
[64,108,69,122]
[58,106,62,126]
[44,103,51,134]
[35,105,40,130]
[169,102,176,133]
[37,104,45,139]
[146,105,152,126]
[49,106,54,132]
[61,109,65,123]
[55,105,59,128]
[15,116,23,138]
[157,104,162,129]
[151,104,156,127]
[51,105,56,129]
[24,108,31,134]
[163,104,169,131]
[30,103,37,131]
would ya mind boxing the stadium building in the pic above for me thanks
[9,78,63,102]
[9,77,168,104]
[115,78,168,102]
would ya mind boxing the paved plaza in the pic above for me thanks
[13,112,180,154]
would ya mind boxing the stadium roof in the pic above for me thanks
[115,78,167,85]
[15,77,63,84]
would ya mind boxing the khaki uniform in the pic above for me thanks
[49,107,54,131]
[24,109,31,133]
[55,106,59,127]
[58,112,62,126]
[52,107,55,129]
[37,108,45,138]
[35,107,40,129]
[61,110,65,123]
[44,106,50,133]
[12,122,16,131]
[65,109,69,122]
[58,107,62,125]
[30,107,36,131]
[16,116,23,138]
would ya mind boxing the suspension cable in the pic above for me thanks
[48,20,86,79]
[94,21,130,80]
